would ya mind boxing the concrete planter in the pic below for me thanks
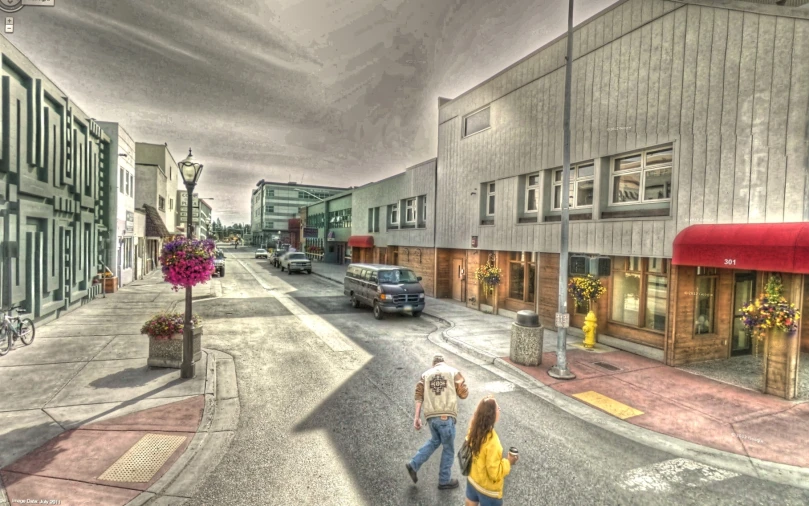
[147,325,203,369]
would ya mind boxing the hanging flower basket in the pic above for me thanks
[740,274,801,341]
[475,263,502,293]
[160,236,216,291]
[568,274,606,309]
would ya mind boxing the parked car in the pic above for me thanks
[344,264,425,320]
[214,250,226,277]
[255,248,268,259]
[280,252,312,275]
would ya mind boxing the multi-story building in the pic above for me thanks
[428,0,809,399]
[0,36,111,322]
[134,142,180,235]
[98,122,136,288]
[251,180,346,246]
[346,159,438,294]
[176,191,213,239]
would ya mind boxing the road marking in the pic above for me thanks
[483,380,516,393]
[572,391,643,419]
[619,458,740,493]
[236,259,354,352]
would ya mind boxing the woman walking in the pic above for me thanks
[464,395,518,506]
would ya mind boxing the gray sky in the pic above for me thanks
[9,0,614,224]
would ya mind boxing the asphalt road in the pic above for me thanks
[192,248,809,506]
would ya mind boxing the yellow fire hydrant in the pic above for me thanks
[582,310,598,349]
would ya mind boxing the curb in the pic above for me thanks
[425,315,809,491]
[124,349,241,506]
[310,269,344,286]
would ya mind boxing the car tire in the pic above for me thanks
[288,269,292,275]
[373,302,384,320]
[280,266,284,272]
[412,311,422,317]
[220,268,225,277]
[351,296,361,308]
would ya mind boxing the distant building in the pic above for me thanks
[134,143,180,235]
[250,180,347,246]
[175,191,213,239]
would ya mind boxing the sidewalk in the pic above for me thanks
[0,273,237,506]
[310,262,809,476]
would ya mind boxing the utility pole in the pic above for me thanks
[548,0,576,380]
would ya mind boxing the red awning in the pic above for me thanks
[348,236,374,248]
[672,223,809,274]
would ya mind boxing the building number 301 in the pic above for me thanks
[724,259,736,266]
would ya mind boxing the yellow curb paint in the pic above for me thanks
[572,391,644,420]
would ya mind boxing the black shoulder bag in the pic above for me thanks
[457,440,473,476]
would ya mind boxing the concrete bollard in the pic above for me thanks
[509,310,543,366]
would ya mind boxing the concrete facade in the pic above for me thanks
[0,36,111,321]
[303,193,353,264]
[98,122,136,287]
[134,143,180,235]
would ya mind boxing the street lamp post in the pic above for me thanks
[178,149,204,379]
[549,0,576,380]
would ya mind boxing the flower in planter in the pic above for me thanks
[475,263,502,293]
[160,236,216,291]
[568,274,606,309]
[141,312,202,340]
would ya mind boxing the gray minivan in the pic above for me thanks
[344,264,425,319]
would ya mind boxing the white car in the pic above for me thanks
[280,252,312,275]
[255,248,268,259]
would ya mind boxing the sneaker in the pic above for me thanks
[438,479,459,490]
[405,463,418,484]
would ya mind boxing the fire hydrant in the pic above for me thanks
[582,311,598,349]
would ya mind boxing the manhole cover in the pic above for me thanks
[98,434,186,483]
[593,361,620,371]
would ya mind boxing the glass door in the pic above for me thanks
[731,273,755,356]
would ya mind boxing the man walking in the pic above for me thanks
[406,354,469,490]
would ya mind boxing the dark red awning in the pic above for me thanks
[672,223,809,274]
[348,236,374,248]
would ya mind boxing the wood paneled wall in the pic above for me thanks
[394,246,437,298]
[435,0,809,257]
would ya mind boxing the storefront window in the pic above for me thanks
[694,267,717,335]
[508,252,536,303]
[611,257,669,332]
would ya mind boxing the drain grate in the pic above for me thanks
[593,361,620,371]
[98,434,186,483]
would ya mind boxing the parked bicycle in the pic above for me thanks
[0,305,35,356]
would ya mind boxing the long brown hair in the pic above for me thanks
[468,395,498,455]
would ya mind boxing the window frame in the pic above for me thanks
[525,173,540,213]
[609,146,673,206]
[551,162,594,211]
[120,168,124,194]
[405,198,417,224]
[693,267,718,336]
[609,257,669,334]
[485,182,496,217]
[463,106,491,138]
[507,252,536,303]
[158,196,165,212]
[391,203,399,225]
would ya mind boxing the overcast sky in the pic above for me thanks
[9,0,615,224]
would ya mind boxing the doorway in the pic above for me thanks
[452,258,464,302]
[731,272,755,356]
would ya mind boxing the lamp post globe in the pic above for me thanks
[179,148,203,380]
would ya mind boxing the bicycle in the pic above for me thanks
[0,305,35,356]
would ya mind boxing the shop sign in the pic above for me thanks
[304,227,319,238]
[125,211,134,234]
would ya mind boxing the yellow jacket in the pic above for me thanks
[467,429,511,499]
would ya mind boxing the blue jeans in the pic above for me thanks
[409,416,456,484]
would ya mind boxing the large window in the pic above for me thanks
[265,205,274,213]
[485,182,495,217]
[405,198,416,223]
[390,203,399,225]
[694,267,717,335]
[552,163,594,210]
[508,252,536,303]
[611,146,672,204]
[421,196,427,224]
[464,107,490,137]
[368,207,380,233]
[265,188,274,197]
[328,209,352,229]
[525,173,539,212]
[611,257,668,332]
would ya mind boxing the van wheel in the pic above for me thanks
[373,302,384,320]
[351,296,361,308]
[412,311,421,317]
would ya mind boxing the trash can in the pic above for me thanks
[509,310,543,366]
